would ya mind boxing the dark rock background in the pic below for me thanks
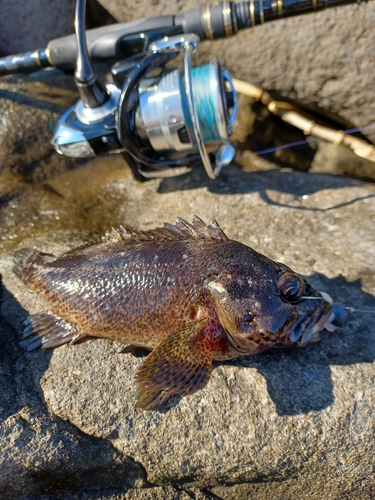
[99,0,375,144]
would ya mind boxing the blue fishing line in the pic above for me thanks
[240,123,375,158]
[191,64,221,143]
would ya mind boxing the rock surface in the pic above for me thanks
[1,66,375,500]
[0,0,114,56]
[0,0,76,56]
[99,0,375,144]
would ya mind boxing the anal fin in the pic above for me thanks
[20,311,82,351]
[135,319,212,410]
[119,345,150,355]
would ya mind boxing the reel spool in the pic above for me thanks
[136,60,237,170]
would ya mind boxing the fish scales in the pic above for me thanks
[14,216,335,410]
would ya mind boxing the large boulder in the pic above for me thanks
[1,150,375,497]
[99,0,375,144]
[0,0,75,55]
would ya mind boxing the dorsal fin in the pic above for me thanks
[107,216,230,243]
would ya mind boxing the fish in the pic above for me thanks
[14,216,336,410]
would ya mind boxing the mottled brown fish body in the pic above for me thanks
[20,237,278,355]
[21,239,225,350]
[16,217,334,410]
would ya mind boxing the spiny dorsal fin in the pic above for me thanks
[108,216,230,243]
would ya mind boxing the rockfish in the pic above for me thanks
[14,216,335,410]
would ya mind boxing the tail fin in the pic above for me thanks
[20,311,80,351]
[13,248,39,279]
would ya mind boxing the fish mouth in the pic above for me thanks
[287,301,334,346]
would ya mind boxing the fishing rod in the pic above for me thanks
[0,0,372,180]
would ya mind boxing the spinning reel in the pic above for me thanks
[51,0,237,180]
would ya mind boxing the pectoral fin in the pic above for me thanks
[135,387,173,411]
[135,319,212,409]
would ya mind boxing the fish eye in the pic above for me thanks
[243,313,253,324]
[277,273,304,303]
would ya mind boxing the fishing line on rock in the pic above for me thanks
[235,122,375,159]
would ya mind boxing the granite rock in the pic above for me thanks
[0,0,75,56]
[98,0,375,144]
[1,158,375,497]
[1,68,375,498]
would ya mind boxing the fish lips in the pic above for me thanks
[287,301,333,346]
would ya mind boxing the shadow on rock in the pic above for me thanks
[0,280,53,416]
[158,167,375,211]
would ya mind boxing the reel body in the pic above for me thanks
[52,33,237,179]
[137,61,234,154]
